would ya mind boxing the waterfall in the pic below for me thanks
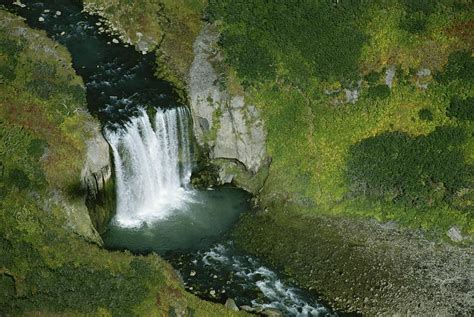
[105,107,194,227]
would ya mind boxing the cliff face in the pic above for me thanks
[81,129,115,234]
[188,25,269,193]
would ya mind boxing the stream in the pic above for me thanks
[2,1,341,315]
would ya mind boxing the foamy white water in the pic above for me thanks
[105,107,194,227]
[197,243,331,316]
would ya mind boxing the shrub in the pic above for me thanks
[447,96,474,121]
[27,139,48,158]
[401,0,437,15]
[7,168,30,190]
[368,84,391,99]
[418,108,433,121]
[0,274,15,310]
[400,13,427,34]
[435,51,474,83]
[365,71,381,84]
[0,36,24,82]
[219,31,275,85]
[346,126,471,206]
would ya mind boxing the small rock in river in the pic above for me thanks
[261,307,283,316]
[210,289,216,296]
[55,11,61,16]
[112,38,119,44]
[189,270,196,277]
[38,17,45,22]
[240,305,255,312]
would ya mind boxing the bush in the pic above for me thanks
[28,139,48,158]
[365,71,381,84]
[0,36,24,82]
[219,31,275,85]
[368,84,391,99]
[401,0,437,15]
[346,126,471,206]
[400,14,427,34]
[0,274,15,310]
[435,51,474,83]
[447,96,474,121]
[8,168,30,190]
[418,108,433,121]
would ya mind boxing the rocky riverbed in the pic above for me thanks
[234,209,474,315]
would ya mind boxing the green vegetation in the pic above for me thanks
[367,84,391,99]
[207,0,474,237]
[447,96,474,121]
[346,127,472,207]
[434,50,474,83]
[0,10,243,316]
[208,0,367,85]
[418,108,434,121]
[80,0,473,236]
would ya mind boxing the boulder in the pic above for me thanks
[261,307,283,316]
[447,227,463,242]
[224,298,239,311]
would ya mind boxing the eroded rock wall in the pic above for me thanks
[188,25,268,193]
[81,127,115,235]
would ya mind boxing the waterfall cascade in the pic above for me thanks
[106,107,194,227]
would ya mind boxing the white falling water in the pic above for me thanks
[105,107,194,227]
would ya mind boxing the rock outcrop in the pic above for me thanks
[81,126,115,235]
[188,25,268,192]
